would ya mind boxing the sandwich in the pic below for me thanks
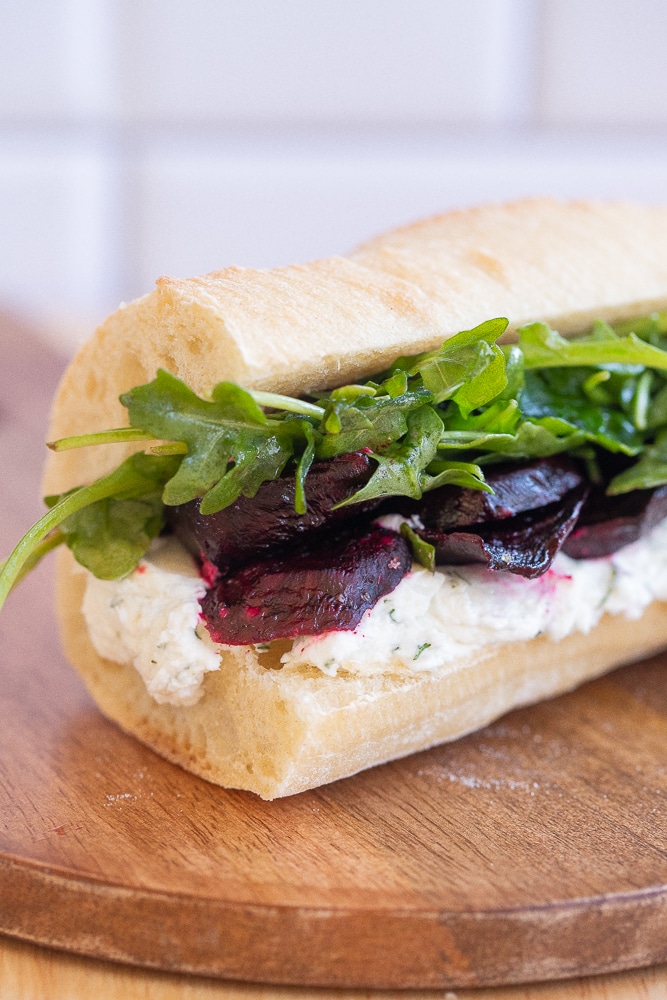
[4,197,667,800]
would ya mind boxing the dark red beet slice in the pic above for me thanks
[418,484,589,578]
[563,484,667,559]
[202,526,411,644]
[167,451,378,573]
[414,455,585,530]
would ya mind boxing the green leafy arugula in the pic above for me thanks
[47,453,182,579]
[400,522,436,573]
[0,453,179,608]
[518,319,667,371]
[5,312,667,606]
[121,371,304,514]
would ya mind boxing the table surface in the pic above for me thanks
[1,310,667,999]
[2,934,667,1000]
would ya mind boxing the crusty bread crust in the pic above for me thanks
[43,198,667,798]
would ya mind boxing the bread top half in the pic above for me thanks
[43,198,667,496]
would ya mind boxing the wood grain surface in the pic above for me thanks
[2,315,667,994]
[3,934,667,1000]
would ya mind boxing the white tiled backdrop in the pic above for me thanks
[2,0,667,354]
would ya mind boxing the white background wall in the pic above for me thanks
[2,0,667,354]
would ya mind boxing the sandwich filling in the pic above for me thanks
[6,311,667,712]
[82,512,667,705]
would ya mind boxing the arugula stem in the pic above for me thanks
[633,371,652,431]
[48,427,157,451]
[248,390,325,419]
[148,441,189,456]
[0,530,66,593]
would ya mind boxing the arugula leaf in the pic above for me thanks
[405,318,509,413]
[58,497,164,579]
[476,420,587,462]
[121,371,303,512]
[608,430,667,494]
[46,452,181,579]
[379,370,408,398]
[400,522,436,572]
[420,459,491,492]
[0,453,180,608]
[610,310,667,343]
[442,397,521,436]
[437,395,586,462]
[197,436,293,515]
[315,388,432,459]
[519,368,643,455]
[517,321,667,372]
[336,406,444,505]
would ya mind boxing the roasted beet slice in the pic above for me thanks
[202,525,411,644]
[414,456,585,530]
[563,484,667,559]
[418,484,589,578]
[167,451,378,573]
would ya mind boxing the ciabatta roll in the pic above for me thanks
[42,198,667,799]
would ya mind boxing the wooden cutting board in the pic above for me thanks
[2,319,667,992]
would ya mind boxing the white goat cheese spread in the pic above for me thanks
[81,519,667,706]
[81,537,220,706]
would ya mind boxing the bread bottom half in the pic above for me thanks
[54,547,667,799]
